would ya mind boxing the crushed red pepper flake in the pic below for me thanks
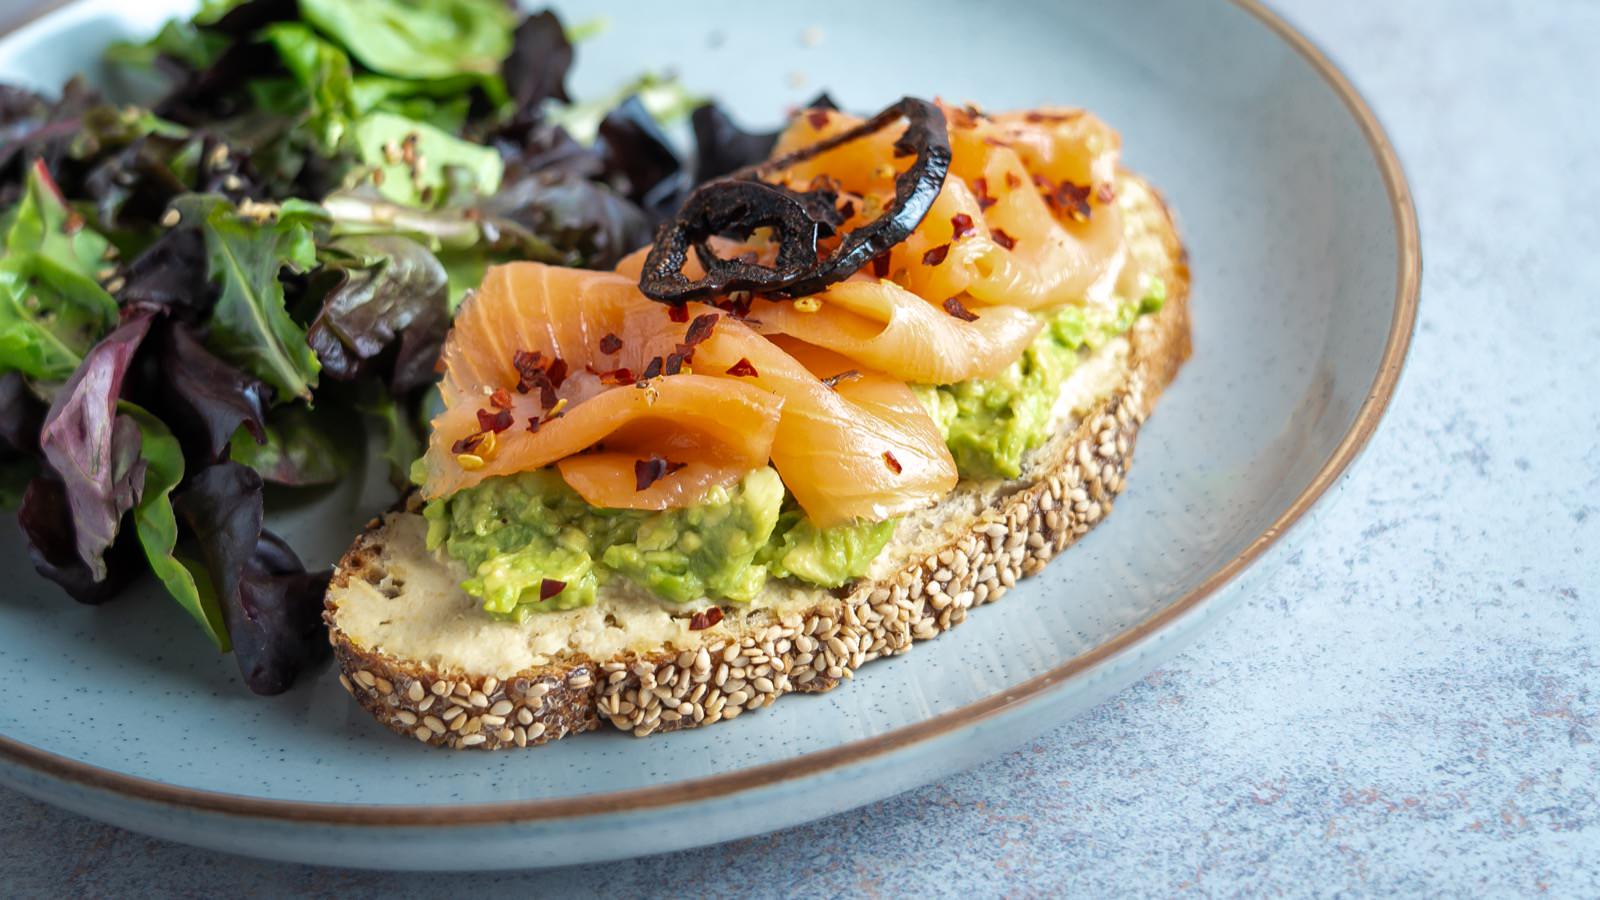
[539,578,566,601]
[1095,183,1116,204]
[991,228,1017,250]
[806,108,831,129]
[489,388,513,410]
[1005,171,1022,190]
[451,433,485,454]
[1024,110,1082,124]
[973,177,996,210]
[1033,173,1092,221]
[476,408,514,433]
[821,369,862,389]
[725,357,759,377]
[838,199,856,220]
[599,333,622,354]
[943,296,979,322]
[871,252,892,278]
[546,358,568,387]
[882,450,903,474]
[634,456,688,491]
[667,304,689,323]
[689,607,724,630]
[664,352,685,375]
[637,356,664,384]
[950,212,976,239]
[683,313,720,347]
[921,243,951,266]
[526,416,542,434]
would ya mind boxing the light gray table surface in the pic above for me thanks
[2,0,1598,896]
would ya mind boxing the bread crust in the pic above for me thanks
[324,183,1190,750]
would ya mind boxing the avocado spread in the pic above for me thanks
[425,467,897,619]
[916,278,1165,479]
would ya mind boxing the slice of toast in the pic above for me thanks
[323,174,1191,749]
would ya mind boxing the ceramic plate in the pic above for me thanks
[0,0,1417,870]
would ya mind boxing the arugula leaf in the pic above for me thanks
[228,403,350,486]
[122,400,229,650]
[300,0,516,81]
[36,309,153,581]
[174,194,325,402]
[0,161,119,381]
[351,111,503,206]
[308,233,448,392]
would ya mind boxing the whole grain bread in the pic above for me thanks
[322,175,1190,750]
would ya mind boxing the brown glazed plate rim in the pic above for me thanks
[0,0,1421,828]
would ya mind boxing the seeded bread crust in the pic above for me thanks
[324,183,1190,750]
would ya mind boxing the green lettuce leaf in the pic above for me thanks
[228,403,351,487]
[0,162,119,381]
[173,194,326,403]
[300,0,516,81]
[350,111,504,206]
[262,23,358,153]
[123,401,229,650]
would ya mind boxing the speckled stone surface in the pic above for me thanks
[1,0,1597,895]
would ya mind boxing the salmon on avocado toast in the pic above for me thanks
[325,96,1191,748]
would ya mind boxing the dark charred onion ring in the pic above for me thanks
[639,96,951,303]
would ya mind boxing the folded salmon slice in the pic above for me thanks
[422,263,783,505]
[426,262,955,525]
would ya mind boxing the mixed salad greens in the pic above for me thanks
[0,0,777,694]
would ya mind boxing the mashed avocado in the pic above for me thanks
[425,467,894,619]
[917,279,1166,480]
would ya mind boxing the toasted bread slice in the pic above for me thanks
[323,174,1190,749]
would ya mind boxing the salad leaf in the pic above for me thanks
[596,95,688,217]
[299,0,516,80]
[158,321,268,463]
[503,10,573,116]
[36,309,153,581]
[0,77,98,206]
[262,23,357,153]
[174,194,325,402]
[228,403,349,486]
[18,473,142,603]
[690,102,779,184]
[308,233,448,392]
[0,161,120,381]
[357,386,420,490]
[0,370,43,453]
[351,111,504,206]
[174,461,330,694]
[117,225,215,321]
[122,400,228,649]
[104,19,232,74]
[547,72,701,145]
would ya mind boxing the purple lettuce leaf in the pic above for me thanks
[17,474,142,604]
[503,10,573,118]
[174,461,331,694]
[36,309,154,581]
[156,321,269,464]
[307,233,449,394]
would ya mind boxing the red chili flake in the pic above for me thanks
[1035,174,1092,221]
[683,313,719,347]
[821,369,862,389]
[950,213,976,239]
[526,417,542,434]
[638,356,664,383]
[1024,110,1082,124]
[973,177,996,210]
[451,433,485,454]
[806,108,830,129]
[991,228,1017,250]
[603,367,634,385]
[477,408,514,433]
[871,253,892,278]
[725,357,759,377]
[838,199,856,220]
[634,456,688,491]
[689,607,725,630]
[1095,183,1116,204]
[1005,171,1022,190]
[882,450,903,474]
[489,388,513,410]
[921,244,950,266]
[943,296,979,321]
[599,333,622,354]
[667,304,689,323]
[546,358,568,387]
[664,352,685,376]
[538,579,566,601]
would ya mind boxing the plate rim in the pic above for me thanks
[0,0,1421,828]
